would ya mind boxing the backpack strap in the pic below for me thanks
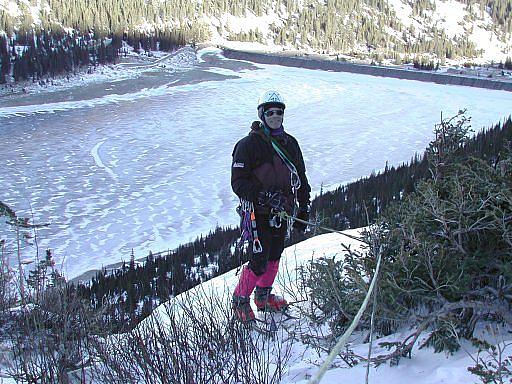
[255,125,302,239]
[254,124,299,174]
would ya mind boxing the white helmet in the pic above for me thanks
[257,90,286,111]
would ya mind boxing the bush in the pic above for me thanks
[91,285,293,383]
[7,285,105,383]
[301,112,512,362]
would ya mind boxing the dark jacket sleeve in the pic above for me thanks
[231,137,261,202]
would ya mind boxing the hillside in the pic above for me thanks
[69,115,512,330]
[74,111,512,383]
[1,108,510,382]
[12,230,504,383]
[1,0,511,63]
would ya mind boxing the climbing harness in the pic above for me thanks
[262,127,302,239]
[235,124,306,267]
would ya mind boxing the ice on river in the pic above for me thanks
[1,47,511,280]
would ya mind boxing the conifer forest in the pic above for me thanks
[1,0,512,84]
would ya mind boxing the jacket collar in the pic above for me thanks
[251,121,287,144]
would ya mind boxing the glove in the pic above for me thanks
[257,190,286,212]
[293,205,309,234]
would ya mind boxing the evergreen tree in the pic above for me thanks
[304,112,512,357]
[505,56,512,70]
[0,34,9,84]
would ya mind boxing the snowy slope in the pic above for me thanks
[385,0,511,63]
[1,0,511,63]
[144,230,510,384]
[211,0,512,63]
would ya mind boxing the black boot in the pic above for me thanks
[232,295,255,322]
[254,286,288,312]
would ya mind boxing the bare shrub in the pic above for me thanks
[0,241,17,328]
[6,285,104,383]
[297,112,512,366]
[91,283,294,383]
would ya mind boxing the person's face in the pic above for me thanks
[264,107,284,130]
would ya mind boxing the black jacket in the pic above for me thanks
[231,121,311,213]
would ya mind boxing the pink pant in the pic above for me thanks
[233,260,280,298]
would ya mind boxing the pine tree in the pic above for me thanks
[505,56,512,70]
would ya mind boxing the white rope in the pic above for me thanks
[307,247,383,384]
[279,212,363,243]
[365,271,379,384]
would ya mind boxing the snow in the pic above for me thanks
[221,10,280,36]
[1,47,511,281]
[0,2,511,381]
[142,230,511,384]
[468,15,511,64]
[0,15,512,384]
[383,0,512,63]
[0,1,21,18]
[27,1,42,26]
[0,0,42,26]
[0,46,197,97]
[204,8,287,53]
[1,0,511,62]
[90,139,118,181]
[428,0,467,38]
[385,0,412,22]
[3,229,503,383]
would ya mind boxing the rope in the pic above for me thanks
[365,265,380,384]
[276,209,382,383]
[307,246,383,384]
[271,139,299,181]
[278,212,364,243]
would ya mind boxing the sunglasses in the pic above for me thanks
[264,109,284,117]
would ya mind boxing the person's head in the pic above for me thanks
[257,90,285,130]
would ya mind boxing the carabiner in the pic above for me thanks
[291,171,301,190]
[253,238,263,253]
[269,214,282,228]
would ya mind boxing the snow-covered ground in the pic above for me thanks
[1,47,511,280]
[384,0,511,64]
[205,0,512,64]
[2,229,508,383]
[141,229,511,384]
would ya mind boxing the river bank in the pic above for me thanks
[0,46,197,101]
[221,47,512,92]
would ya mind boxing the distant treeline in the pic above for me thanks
[0,32,121,84]
[0,30,187,84]
[74,116,512,329]
[75,226,241,328]
[1,0,511,69]
[313,116,512,230]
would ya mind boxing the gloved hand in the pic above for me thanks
[257,190,286,212]
[293,205,309,234]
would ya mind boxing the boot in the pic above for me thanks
[232,295,255,323]
[254,286,288,312]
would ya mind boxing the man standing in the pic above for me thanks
[231,90,311,322]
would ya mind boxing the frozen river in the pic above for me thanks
[1,47,511,279]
